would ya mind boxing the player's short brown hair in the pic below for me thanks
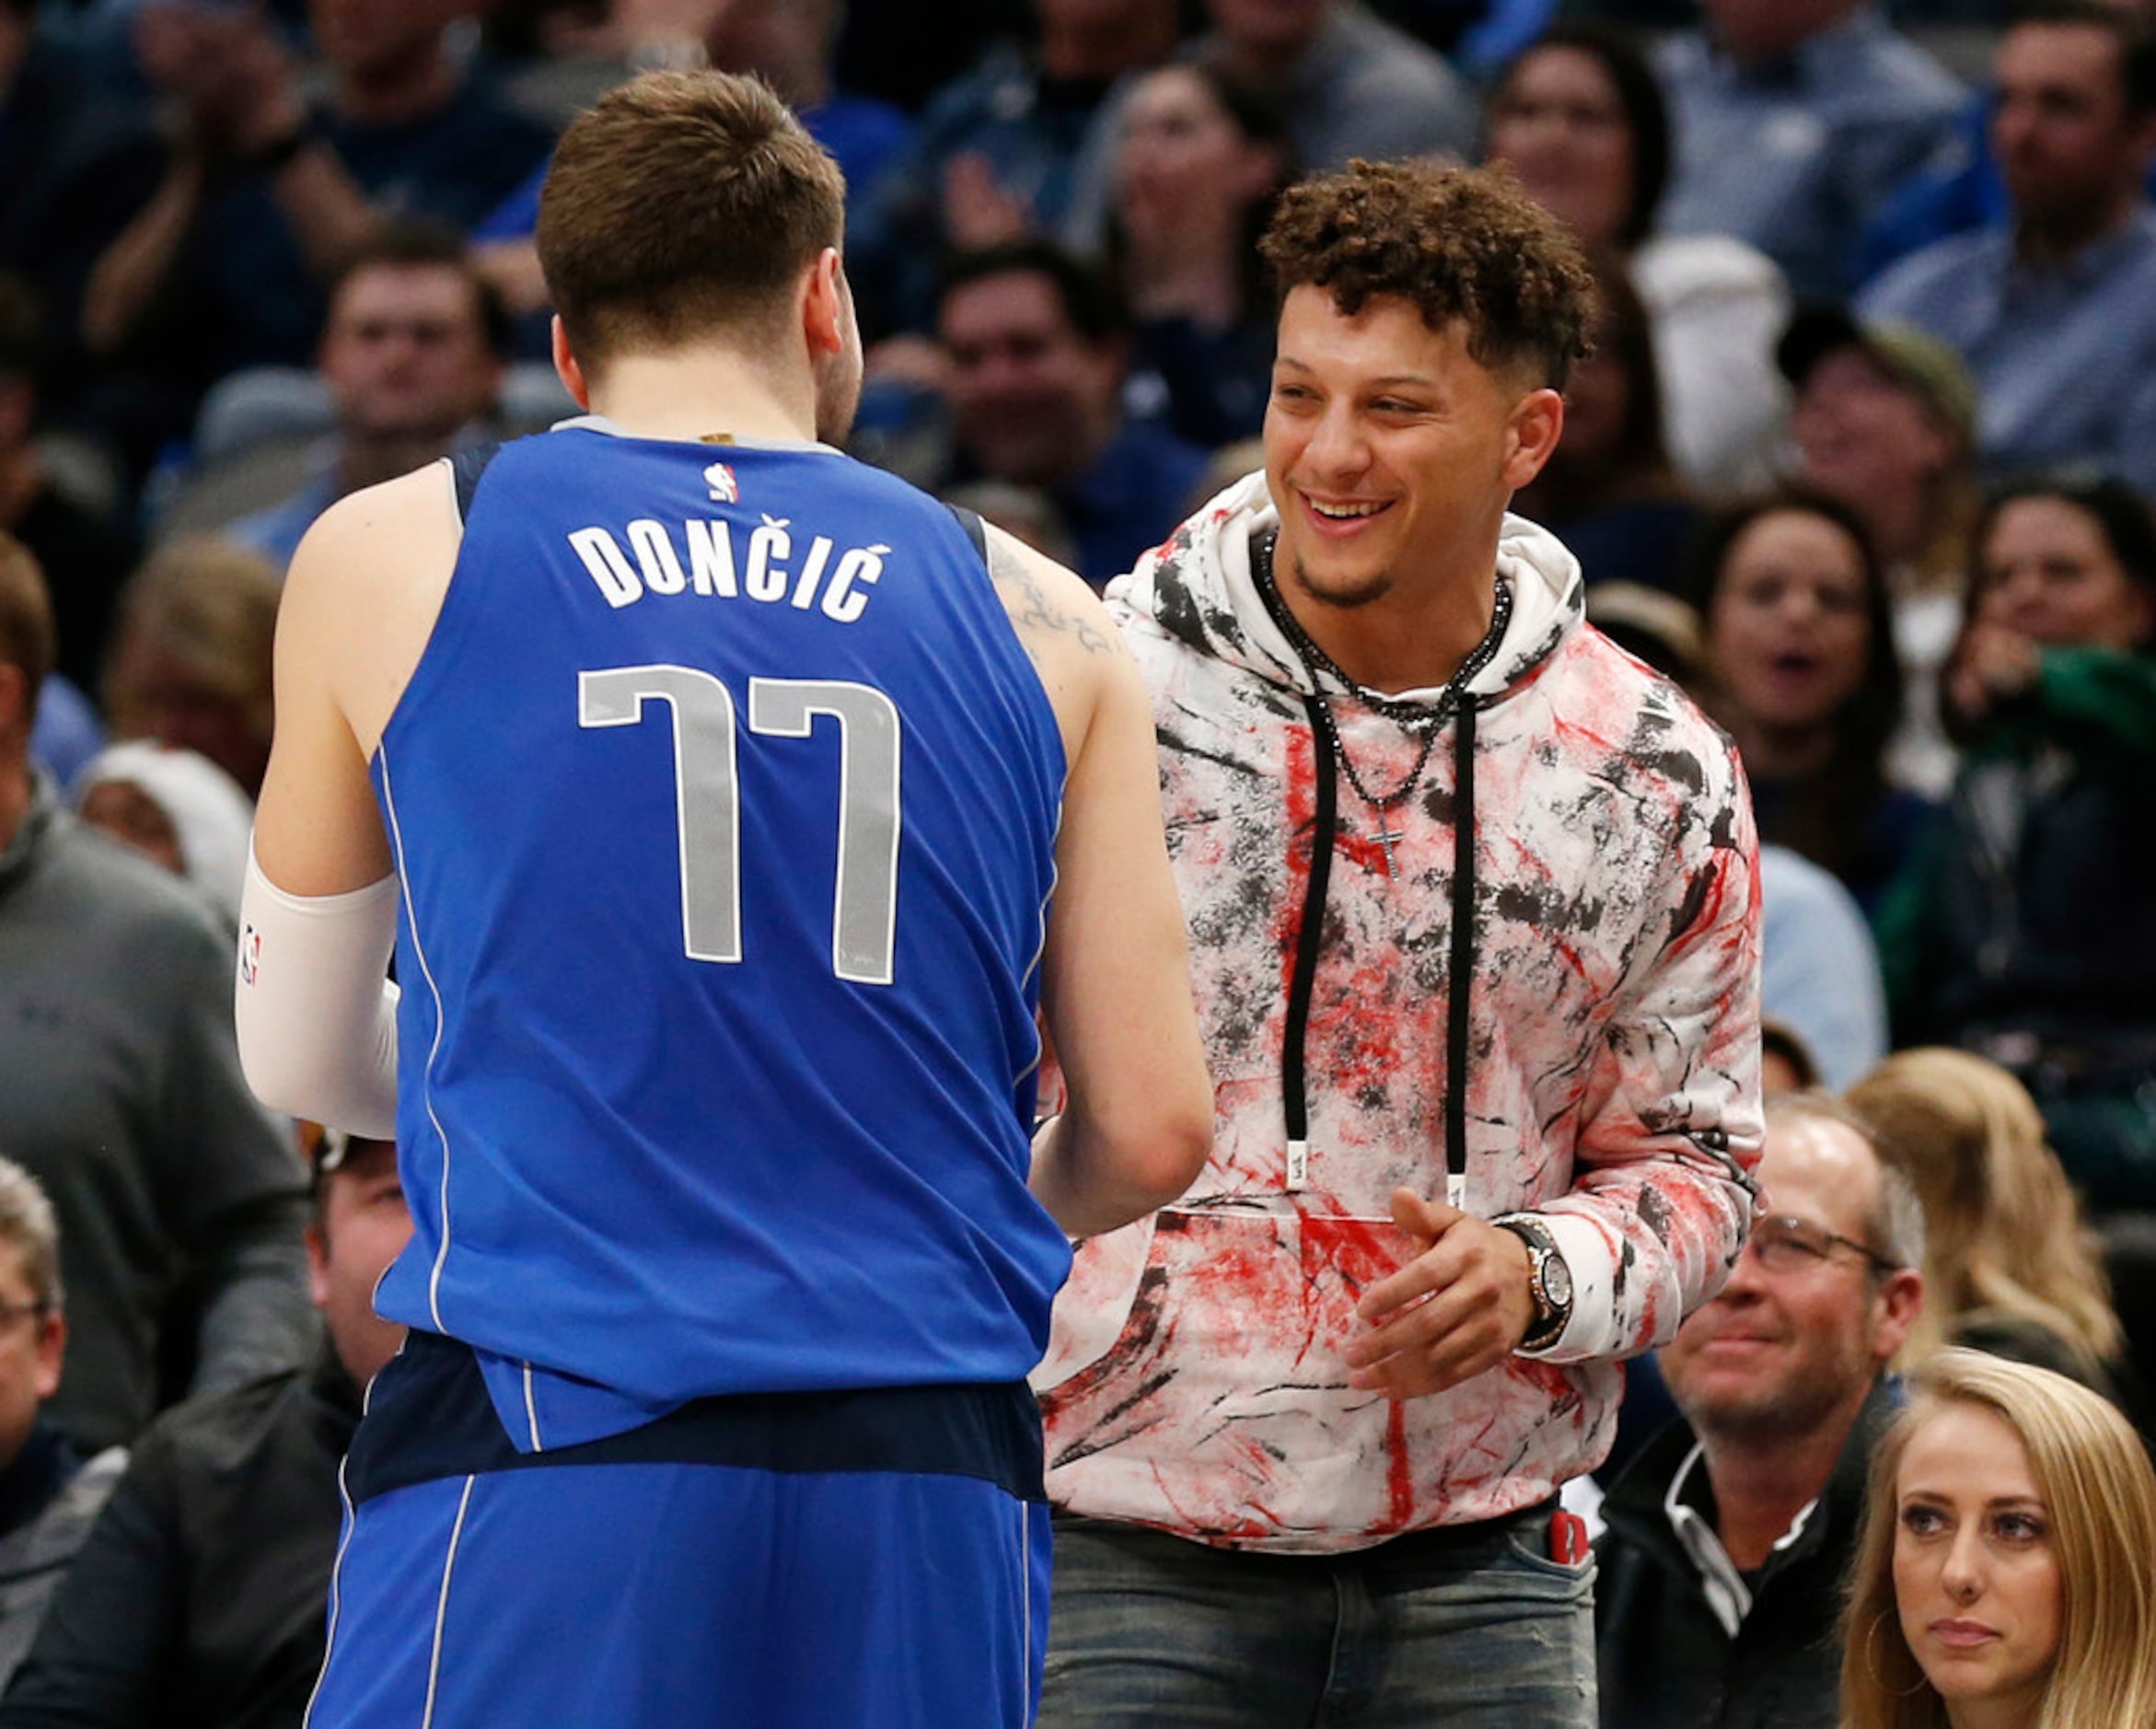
[1259,159,1594,389]
[537,70,846,369]
[0,531,54,733]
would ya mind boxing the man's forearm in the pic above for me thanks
[270,145,383,280]
[81,158,203,354]
[1027,1109,1203,1240]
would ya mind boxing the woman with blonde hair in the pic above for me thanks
[1840,1348,2156,1729]
[1848,1049,2124,1398]
[99,537,280,796]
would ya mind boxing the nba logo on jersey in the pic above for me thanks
[704,462,739,504]
[239,924,261,987]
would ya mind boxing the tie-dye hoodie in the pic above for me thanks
[1034,473,1763,1554]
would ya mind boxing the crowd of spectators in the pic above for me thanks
[2,0,2155,1723]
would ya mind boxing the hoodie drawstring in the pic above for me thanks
[1281,693,1478,1203]
[1443,701,1478,1206]
[1283,690,1338,1190]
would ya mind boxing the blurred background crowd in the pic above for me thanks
[3,0,2156,1722]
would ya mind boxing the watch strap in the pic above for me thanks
[1496,1215,1571,1352]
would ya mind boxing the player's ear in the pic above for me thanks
[1501,386,1565,493]
[551,317,591,410]
[801,248,846,359]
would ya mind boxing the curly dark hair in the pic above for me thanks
[1258,159,1594,389]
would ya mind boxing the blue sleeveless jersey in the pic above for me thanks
[370,421,1070,1445]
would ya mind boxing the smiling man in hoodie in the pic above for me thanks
[1034,160,1765,1725]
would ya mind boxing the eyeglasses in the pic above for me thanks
[1747,1214,1899,1277]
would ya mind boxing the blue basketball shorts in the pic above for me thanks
[305,1334,1051,1727]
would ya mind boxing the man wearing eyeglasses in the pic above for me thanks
[0,1131,411,1726]
[0,1156,123,1690]
[1593,1091,1926,1729]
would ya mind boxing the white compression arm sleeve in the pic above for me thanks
[235,846,400,1139]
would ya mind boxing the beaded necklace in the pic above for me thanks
[1253,528,1512,878]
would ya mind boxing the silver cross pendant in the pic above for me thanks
[1373,820,1403,880]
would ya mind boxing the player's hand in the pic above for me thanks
[1343,1189,1536,1399]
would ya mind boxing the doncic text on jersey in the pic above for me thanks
[566,511,891,625]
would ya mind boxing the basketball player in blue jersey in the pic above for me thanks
[230,71,1213,1727]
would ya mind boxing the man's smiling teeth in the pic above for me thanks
[1309,499,1387,519]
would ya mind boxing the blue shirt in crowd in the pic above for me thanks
[1859,205,2156,497]
[1051,418,1210,591]
[1760,844,1889,1091]
[1859,95,2156,284]
[1655,7,1965,300]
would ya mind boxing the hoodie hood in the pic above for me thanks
[1107,470,1585,705]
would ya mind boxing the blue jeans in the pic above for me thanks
[1039,1507,1595,1727]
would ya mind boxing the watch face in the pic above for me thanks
[1544,1250,1573,1311]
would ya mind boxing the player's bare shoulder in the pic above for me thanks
[283,461,465,756]
[980,523,1120,663]
[979,522,1135,760]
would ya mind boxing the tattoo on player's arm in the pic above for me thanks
[987,538,1116,659]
